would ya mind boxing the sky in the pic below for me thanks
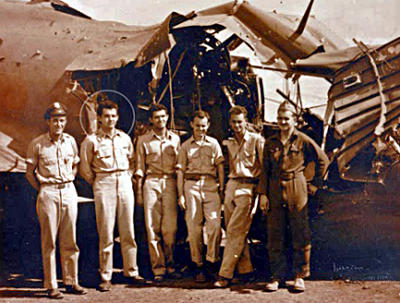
[63,0,400,121]
[65,0,400,44]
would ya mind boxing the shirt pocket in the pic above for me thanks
[187,147,202,170]
[163,144,177,165]
[187,148,200,160]
[146,143,160,163]
[61,144,75,167]
[288,144,302,163]
[40,155,57,166]
[96,145,114,168]
[97,145,113,159]
[201,145,215,166]
[116,144,131,169]
[117,145,130,158]
[61,152,74,168]
[39,151,57,166]
[243,145,256,167]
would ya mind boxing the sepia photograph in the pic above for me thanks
[0,0,399,301]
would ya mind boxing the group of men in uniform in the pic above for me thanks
[25,98,328,299]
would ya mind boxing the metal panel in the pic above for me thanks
[334,84,400,135]
[327,36,400,177]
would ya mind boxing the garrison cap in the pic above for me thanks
[278,100,297,115]
[44,102,67,120]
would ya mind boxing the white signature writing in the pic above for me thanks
[333,263,364,272]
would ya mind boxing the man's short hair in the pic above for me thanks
[277,101,297,116]
[97,100,118,116]
[192,110,210,122]
[229,105,248,119]
[149,103,168,117]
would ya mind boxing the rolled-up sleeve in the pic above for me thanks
[177,143,187,172]
[26,140,38,167]
[174,136,181,172]
[135,136,145,178]
[128,138,135,176]
[71,137,80,165]
[214,141,224,166]
[79,136,95,184]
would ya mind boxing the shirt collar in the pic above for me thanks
[46,132,65,143]
[189,135,211,145]
[150,129,172,141]
[289,129,299,142]
[233,129,249,144]
[270,128,299,144]
[244,130,250,141]
[97,128,121,139]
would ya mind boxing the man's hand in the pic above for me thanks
[178,195,186,210]
[259,194,269,215]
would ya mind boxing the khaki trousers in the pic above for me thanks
[143,177,178,276]
[184,178,221,266]
[93,172,138,282]
[219,180,255,279]
[36,182,79,289]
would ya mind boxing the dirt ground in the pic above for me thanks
[1,275,400,303]
[1,176,400,302]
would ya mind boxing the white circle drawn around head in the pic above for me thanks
[79,89,136,136]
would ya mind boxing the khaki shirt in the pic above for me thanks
[223,130,264,179]
[135,129,180,178]
[80,129,134,184]
[26,133,79,184]
[177,135,224,177]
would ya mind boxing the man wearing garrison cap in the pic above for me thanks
[26,102,87,299]
[258,100,329,292]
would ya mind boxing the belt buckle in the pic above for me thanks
[58,184,66,189]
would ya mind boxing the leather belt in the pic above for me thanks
[231,177,259,184]
[146,173,176,179]
[185,173,216,181]
[279,171,303,181]
[42,182,72,189]
[96,170,129,177]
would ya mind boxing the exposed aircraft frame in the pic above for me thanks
[1,0,399,184]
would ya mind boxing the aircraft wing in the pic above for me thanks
[292,46,372,77]
[0,0,350,173]
[172,1,348,66]
[0,0,170,172]
[0,0,163,109]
